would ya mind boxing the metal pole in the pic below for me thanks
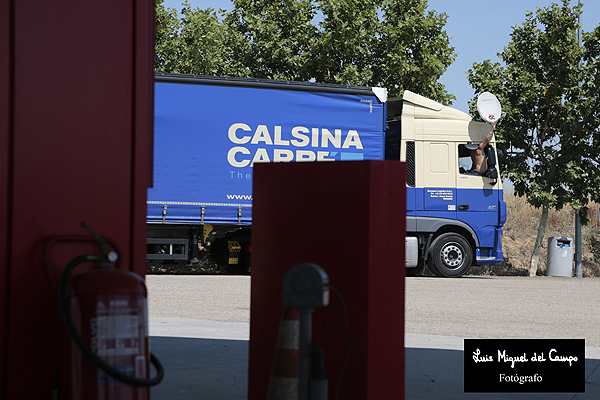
[575,211,582,277]
[298,309,313,400]
[574,0,583,278]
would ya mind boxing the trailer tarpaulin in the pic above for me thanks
[148,77,387,224]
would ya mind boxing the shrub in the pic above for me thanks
[467,191,600,277]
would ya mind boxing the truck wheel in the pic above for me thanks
[427,233,472,277]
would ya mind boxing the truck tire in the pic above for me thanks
[427,233,472,277]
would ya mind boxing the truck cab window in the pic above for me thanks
[458,143,491,176]
[458,143,478,175]
[458,144,498,181]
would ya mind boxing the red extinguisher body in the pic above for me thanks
[68,268,150,400]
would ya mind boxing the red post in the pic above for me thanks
[250,160,406,400]
[0,1,154,398]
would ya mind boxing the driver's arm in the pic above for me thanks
[479,122,496,150]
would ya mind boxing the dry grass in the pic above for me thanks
[467,190,600,277]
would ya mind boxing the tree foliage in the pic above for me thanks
[155,0,456,103]
[155,0,181,72]
[375,0,456,104]
[155,0,245,76]
[224,0,317,81]
[468,0,600,219]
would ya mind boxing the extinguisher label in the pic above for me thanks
[93,315,141,357]
[90,296,145,359]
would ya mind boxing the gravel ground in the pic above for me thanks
[405,276,600,346]
[147,275,250,322]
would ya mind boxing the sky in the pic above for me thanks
[163,0,600,114]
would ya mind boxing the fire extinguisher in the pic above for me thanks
[57,223,164,399]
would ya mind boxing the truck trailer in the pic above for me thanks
[147,73,506,277]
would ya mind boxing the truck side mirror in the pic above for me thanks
[486,145,497,168]
[484,167,498,185]
[485,167,498,179]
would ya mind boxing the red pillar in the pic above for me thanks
[0,1,154,398]
[250,160,406,400]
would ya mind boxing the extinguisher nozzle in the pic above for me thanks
[80,222,118,267]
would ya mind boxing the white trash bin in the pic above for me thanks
[546,237,573,277]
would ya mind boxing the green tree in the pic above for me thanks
[579,25,600,210]
[467,0,600,275]
[224,0,317,81]
[155,0,246,76]
[177,5,232,75]
[155,0,182,72]
[155,0,456,104]
[374,0,456,102]
[309,0,380,86]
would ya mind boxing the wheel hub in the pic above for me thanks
[441,244,463,268]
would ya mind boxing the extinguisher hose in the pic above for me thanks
[58,254,165,387]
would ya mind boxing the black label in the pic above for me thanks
[464,339,585,393]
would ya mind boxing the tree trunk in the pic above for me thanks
[529,206,550,276]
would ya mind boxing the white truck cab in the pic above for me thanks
[388,91,506,277]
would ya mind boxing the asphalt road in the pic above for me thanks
[147,275,600,345]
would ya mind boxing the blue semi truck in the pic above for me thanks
[147,73,506,277]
